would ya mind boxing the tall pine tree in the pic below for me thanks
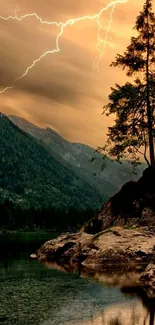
[102,0,155,166]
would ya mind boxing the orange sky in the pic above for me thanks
[0,0,145,148]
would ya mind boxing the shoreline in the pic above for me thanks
[34,226,155,297]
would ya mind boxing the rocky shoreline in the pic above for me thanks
[32,167,155,297]
[36,227,155,267]
[31,226,155,297]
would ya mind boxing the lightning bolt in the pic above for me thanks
[93,16,103,72]
[93,3,116,72]
[0,0,128,94]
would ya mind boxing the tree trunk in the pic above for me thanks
[146,0,155,167]
[146,79,155,167]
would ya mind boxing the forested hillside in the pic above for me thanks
[10,115,146,196]
[0,115,103,230]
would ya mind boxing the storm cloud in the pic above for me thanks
[0,0,145,147]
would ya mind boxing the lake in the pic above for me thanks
[0,233,153,325]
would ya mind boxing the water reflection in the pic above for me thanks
[44,262,155,325]
[0,233,136,325]
[67,298,155,325]
[1,233,155,325]
[139,294,155,325]
[44,261,144,290]
[67,301,146,325]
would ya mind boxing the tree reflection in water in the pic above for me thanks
[140,295,155,325]
[67,289,155,325]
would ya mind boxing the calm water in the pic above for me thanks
[0,233,152,325]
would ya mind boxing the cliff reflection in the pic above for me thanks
[67,298,155,325]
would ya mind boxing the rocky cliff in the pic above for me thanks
[83,166,155,234]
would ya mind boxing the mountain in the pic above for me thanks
[0,114,102,212]
[9,115,146,196]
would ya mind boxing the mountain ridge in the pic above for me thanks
[0,114,102,211]
[9,114,146,197]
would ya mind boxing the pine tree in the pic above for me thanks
[103,0,155,166]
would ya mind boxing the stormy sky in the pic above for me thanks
[0,0,144,148]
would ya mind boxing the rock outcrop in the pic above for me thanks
[36,227,155,275]
[83,167,155,234]
[33,167,155,296]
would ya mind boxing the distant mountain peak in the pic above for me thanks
[46,127,63,139]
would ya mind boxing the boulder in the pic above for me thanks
[35,227,155,278]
